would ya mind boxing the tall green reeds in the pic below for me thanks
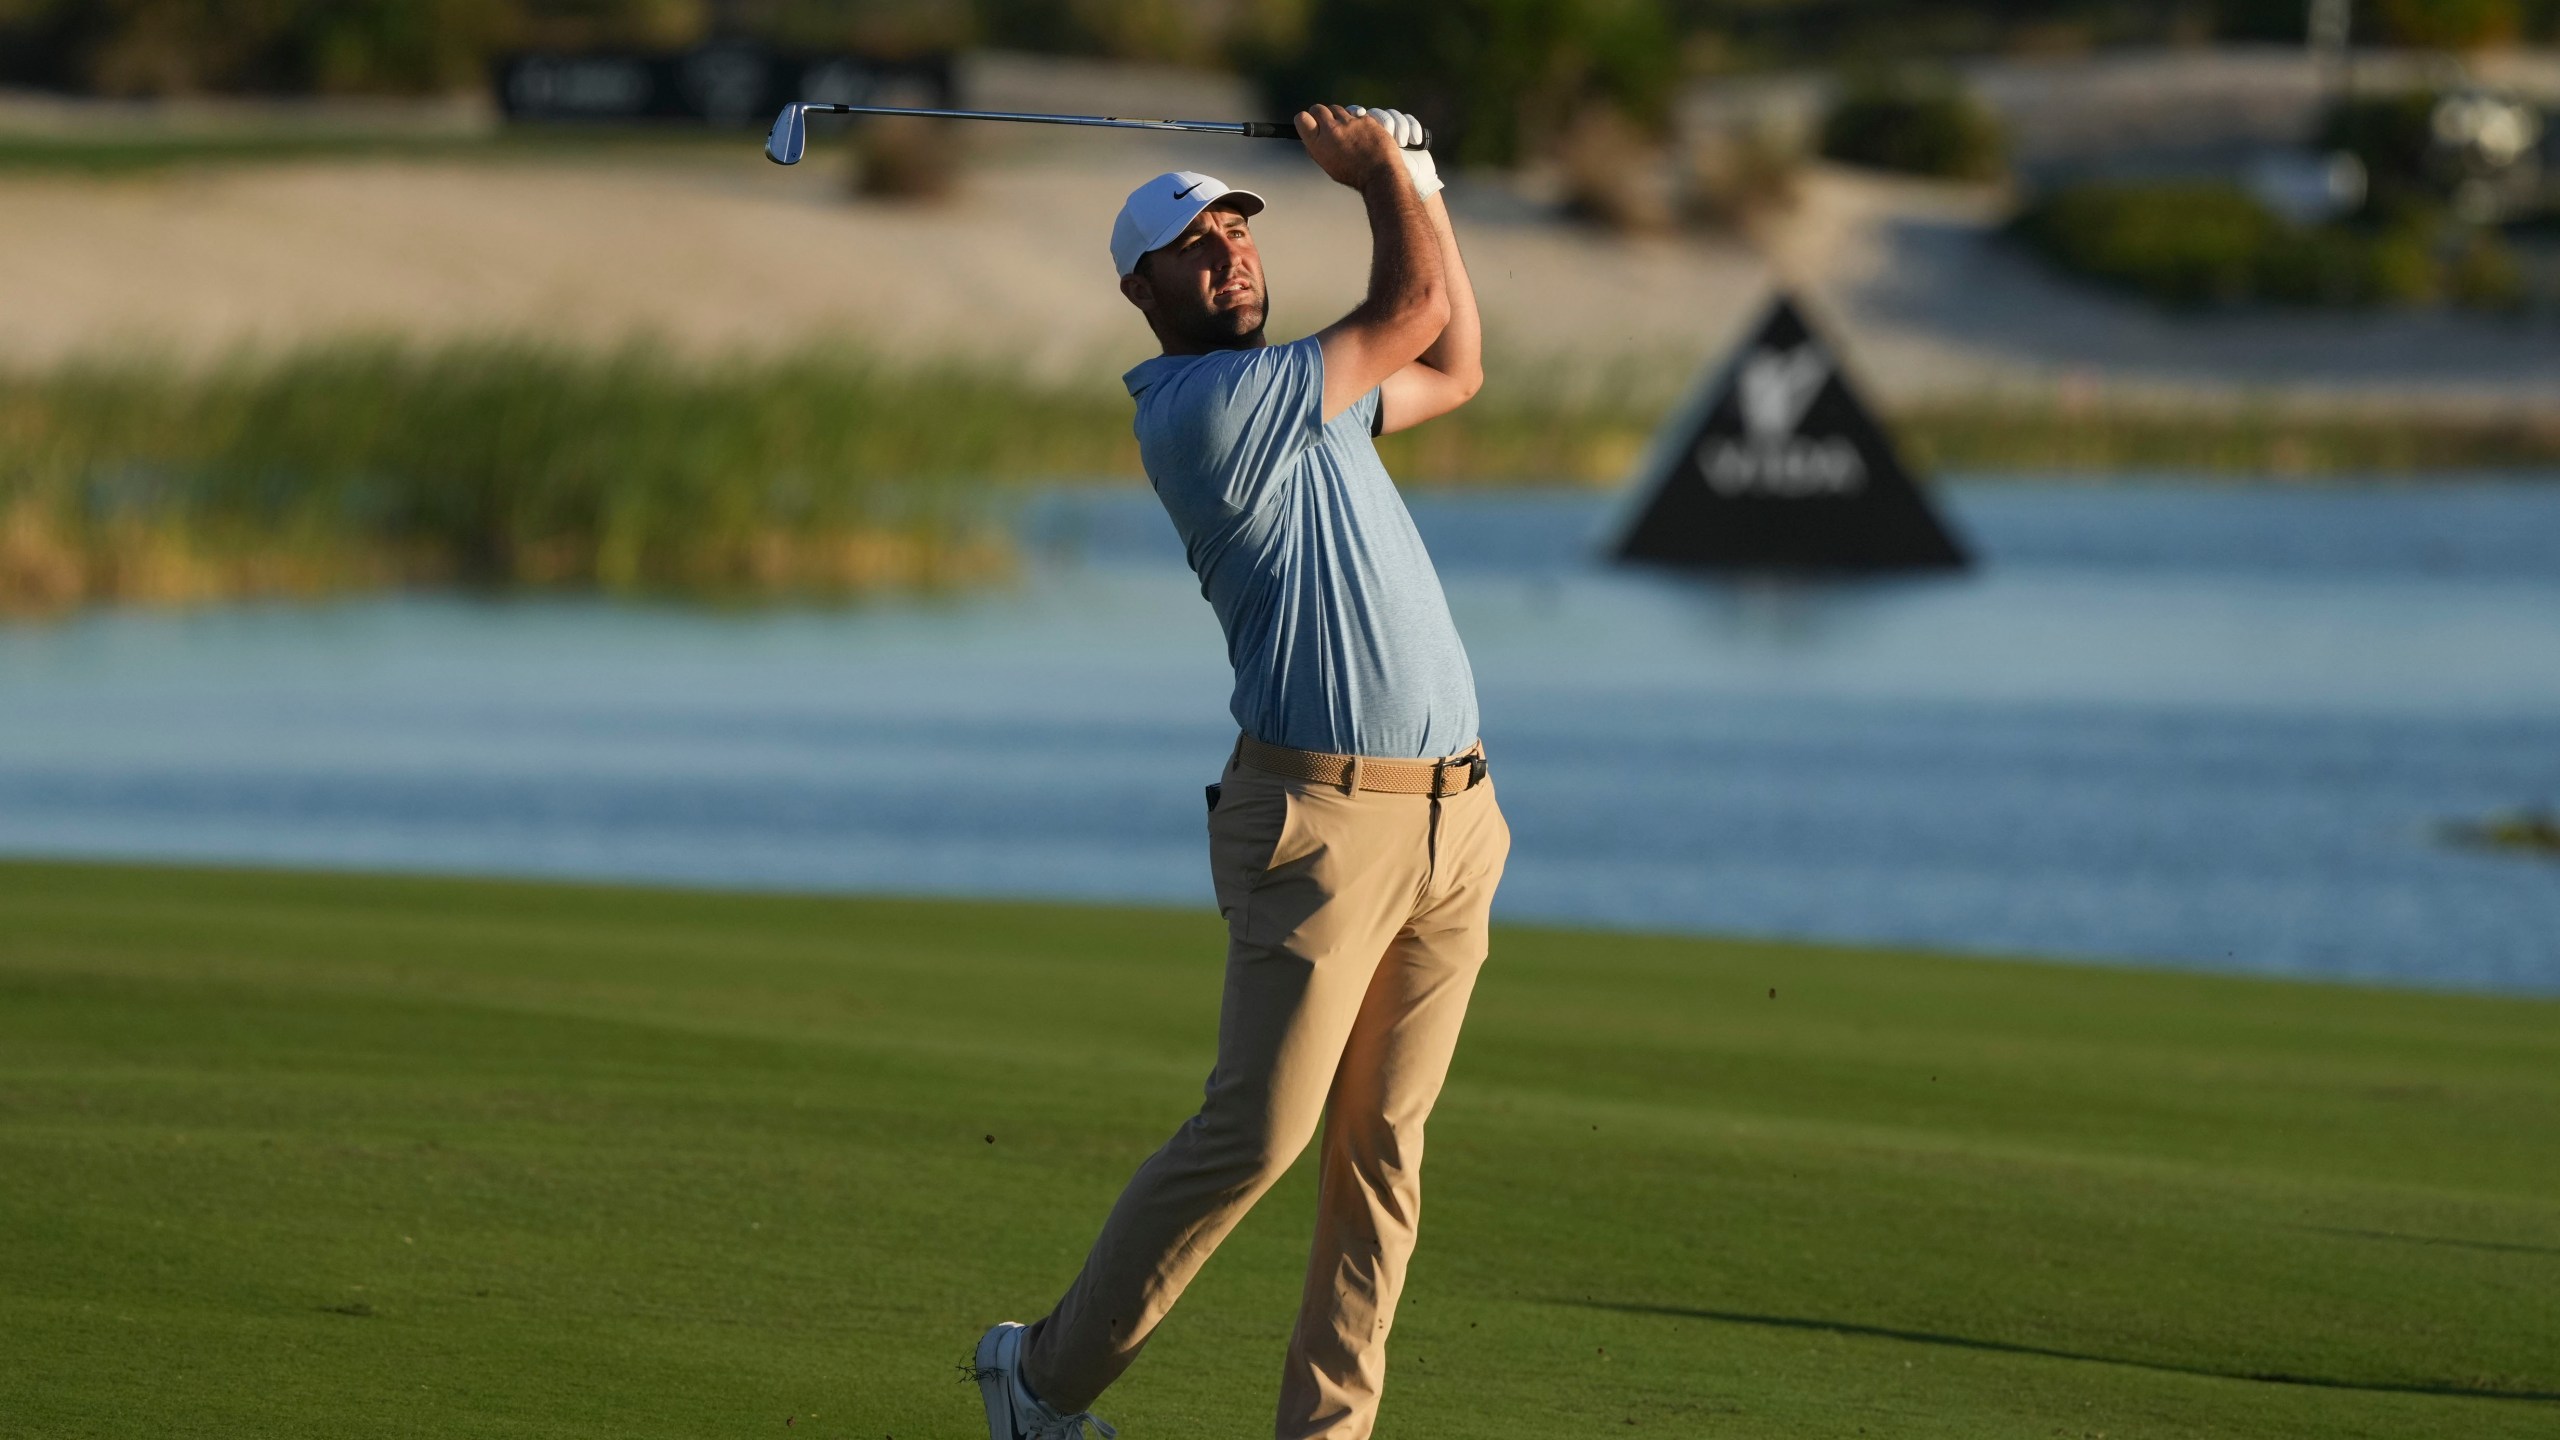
[0,340,1135,614]
[5,340,2554,617]
[1899,396,2560,477]
[0,339,1675,615]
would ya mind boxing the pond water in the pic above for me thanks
[4,481,2557,994]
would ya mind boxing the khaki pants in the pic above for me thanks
[1021,742,1510,1440]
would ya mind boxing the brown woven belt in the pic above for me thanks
[1237,735,1489,797]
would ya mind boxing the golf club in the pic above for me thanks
[763,102,1430,165]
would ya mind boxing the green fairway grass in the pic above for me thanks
[2,860,2553,1438]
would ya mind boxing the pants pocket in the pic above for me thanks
[1207,773,1292,923]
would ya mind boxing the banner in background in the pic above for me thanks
[495,45,952,128]
[1612,294,1969,572]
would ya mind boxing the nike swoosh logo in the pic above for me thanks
[1173,180,1207,199]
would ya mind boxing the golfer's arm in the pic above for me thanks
[1377,194,1482,435]
[1317,171,1449,422]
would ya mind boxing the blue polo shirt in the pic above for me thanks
[1126,336,1479,761]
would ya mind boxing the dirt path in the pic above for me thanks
[0,141,1761,396]
[4,141,2553,409]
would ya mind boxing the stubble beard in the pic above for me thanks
[1171,279,1268,351]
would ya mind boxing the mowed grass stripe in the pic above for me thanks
[2,859,2553,1439]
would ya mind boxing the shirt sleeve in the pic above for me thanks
[1145,337,1326,518]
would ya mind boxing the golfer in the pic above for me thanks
[973,104,1508,1440]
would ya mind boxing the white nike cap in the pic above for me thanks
[1110,171,1267,277]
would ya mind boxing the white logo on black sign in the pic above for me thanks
[1697,344,1867,497]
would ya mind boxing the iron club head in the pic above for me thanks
[764,102,808,165]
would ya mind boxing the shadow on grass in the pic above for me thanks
[1568,1301,2560,1405]
[2294,1225,2560,1259]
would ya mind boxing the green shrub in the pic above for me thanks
[1818,78,2006,181]
[1248,0,1680,168]
[2255,225,2372,305]
[2318,91,2443,207]
[975,0,1216,65]
[2015,180,2528,310]
[2015,183,2280,305]
[2320,89,2551,199]
[850,115,959,200]
[2376,0,2523,48]
[2446,232,2529,309]
[2365,227,2447,304]
[2,0,523,95]
[0,0,969,97]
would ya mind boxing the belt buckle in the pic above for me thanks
[1430,752,1479,799]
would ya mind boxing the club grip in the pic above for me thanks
[1250,119,1433,151]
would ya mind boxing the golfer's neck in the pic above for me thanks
[1155,329,1267,358]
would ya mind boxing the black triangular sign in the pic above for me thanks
[1611,293,1968,571]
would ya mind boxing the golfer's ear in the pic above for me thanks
[1119,272,1152,311]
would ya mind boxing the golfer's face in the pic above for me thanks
[1154,203,1265,336]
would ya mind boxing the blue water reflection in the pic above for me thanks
[3,481,2555,992]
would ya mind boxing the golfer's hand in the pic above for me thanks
[1346,105,1442,199]
[1297,104,1404,191]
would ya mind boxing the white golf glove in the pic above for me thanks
[1345,104,1440,199]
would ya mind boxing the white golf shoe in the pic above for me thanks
[971,1321,1118,1440]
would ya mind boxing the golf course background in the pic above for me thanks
[5,860,2554,1438]
[7,28,2558,1440]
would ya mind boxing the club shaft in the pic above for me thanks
[792,103,1425,150]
